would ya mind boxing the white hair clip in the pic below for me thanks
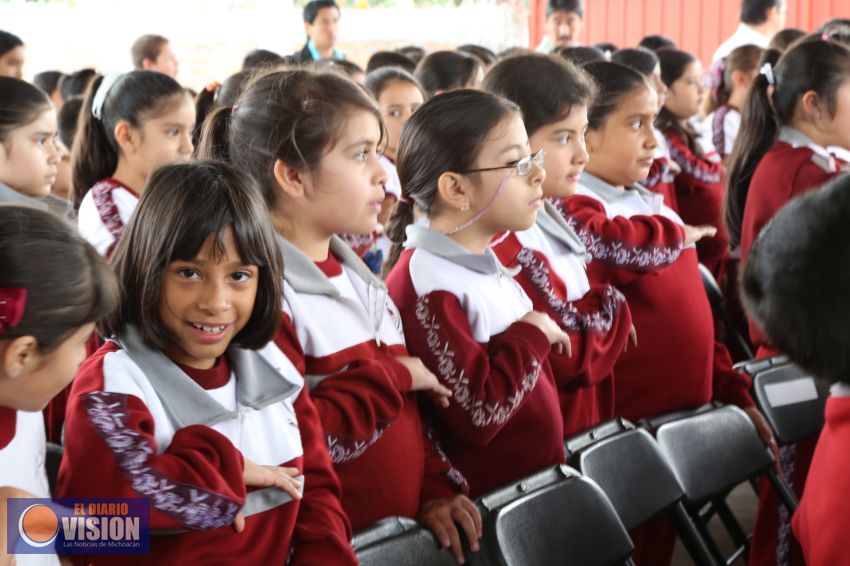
[760,63,775,86]
[91,72,123,120]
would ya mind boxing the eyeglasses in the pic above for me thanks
[459,148,546,177]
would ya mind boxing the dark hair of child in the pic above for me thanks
[102,160,283,350]
[725,40,850,247]
[0,204,117,351]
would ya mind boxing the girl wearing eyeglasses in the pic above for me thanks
[384,89,570,498]
[481,53,637,440]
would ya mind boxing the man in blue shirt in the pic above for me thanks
[292,0,345,63]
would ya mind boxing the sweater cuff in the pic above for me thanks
[505,321,552,359]
[384,356,414,393]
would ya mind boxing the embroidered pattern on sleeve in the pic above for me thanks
[668,143,723,184]
[83,391,241,530]
[562,215,682,270]
[424,426,469,490]
[91,181,126,257]
[326,426,387,465]
[515,248,625,335]
[414,296,542,428]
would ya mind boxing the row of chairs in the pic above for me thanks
[355,352,831,565]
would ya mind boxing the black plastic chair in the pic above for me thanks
[565,420,717,566]
[45,441,63,494]
[352,516,458,565]
[735,356,830,446]
[699,263,754,362]
[469,465,633,566]
[642,404,798,565]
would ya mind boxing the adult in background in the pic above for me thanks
[291,0,345,63]
[0,30,24,79]
[131,34,180,79]
[536,0,584,53]
[712,0,786,63]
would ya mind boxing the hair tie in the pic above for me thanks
[0,288,27,336]
[231,104,239,116]
[398,194,414,205]
[91,72,123,120]
[822,32,831,42]
[760,63,775,86]
[707,59,726,100]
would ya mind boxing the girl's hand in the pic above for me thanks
[519,311,572,357]
[396,356,452,407]
[624,325,638,353]
[243,458,302,499]
[683,224,717,246]
[419,495,483,564]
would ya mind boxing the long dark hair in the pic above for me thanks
[0,205,117,352]
[382,90,518,277]
[0,77,51,145]
[103,161,283,350]
[655,48,703,155]
[725,40,850,248]
[582,61,651,130]
[414,51,482,98]
[196,68,384,212]
[71,71,187,207]
[482,53,595,136]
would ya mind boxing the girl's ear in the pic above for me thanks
[273,159,307,199]
[1,336,39,380]
[114,121,138,154]
[436,171,472,212]
[585,128,602,155]
[731,69,749,88]
[800,90,825,123]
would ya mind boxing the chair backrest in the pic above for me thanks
[567,423,684,530]
[698,263,754,361]
[472,466,633,566]
[353,516,458,566]
[736,356,830,445]
[651,405,774,504]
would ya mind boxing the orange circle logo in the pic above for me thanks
[18,504,59,548]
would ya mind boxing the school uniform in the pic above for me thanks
[561,172,753,566]
[792,385,850,566]
[644,129,679,211]
[561,173,753,419]
[275,235,467,531]
[386,225,565,497]
[491,201,632,436]
[740,127,840,356]
[742,126,839,566]
[705,104,741,160]
[662,128,729,280]
[0,181,48,209]
[56,326,355,565]
[77,178,139,257]
[0,407,60,565]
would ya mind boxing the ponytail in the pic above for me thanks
[70,70,187,208]
[71,74,114,207]
[724,73,776,248]
[381,199,415,278]
[193,85,217,147]
[194,105,232,162]
[725,39,850,248]
[381,89,518,277]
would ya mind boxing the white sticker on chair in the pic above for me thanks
[764,378,818,408]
